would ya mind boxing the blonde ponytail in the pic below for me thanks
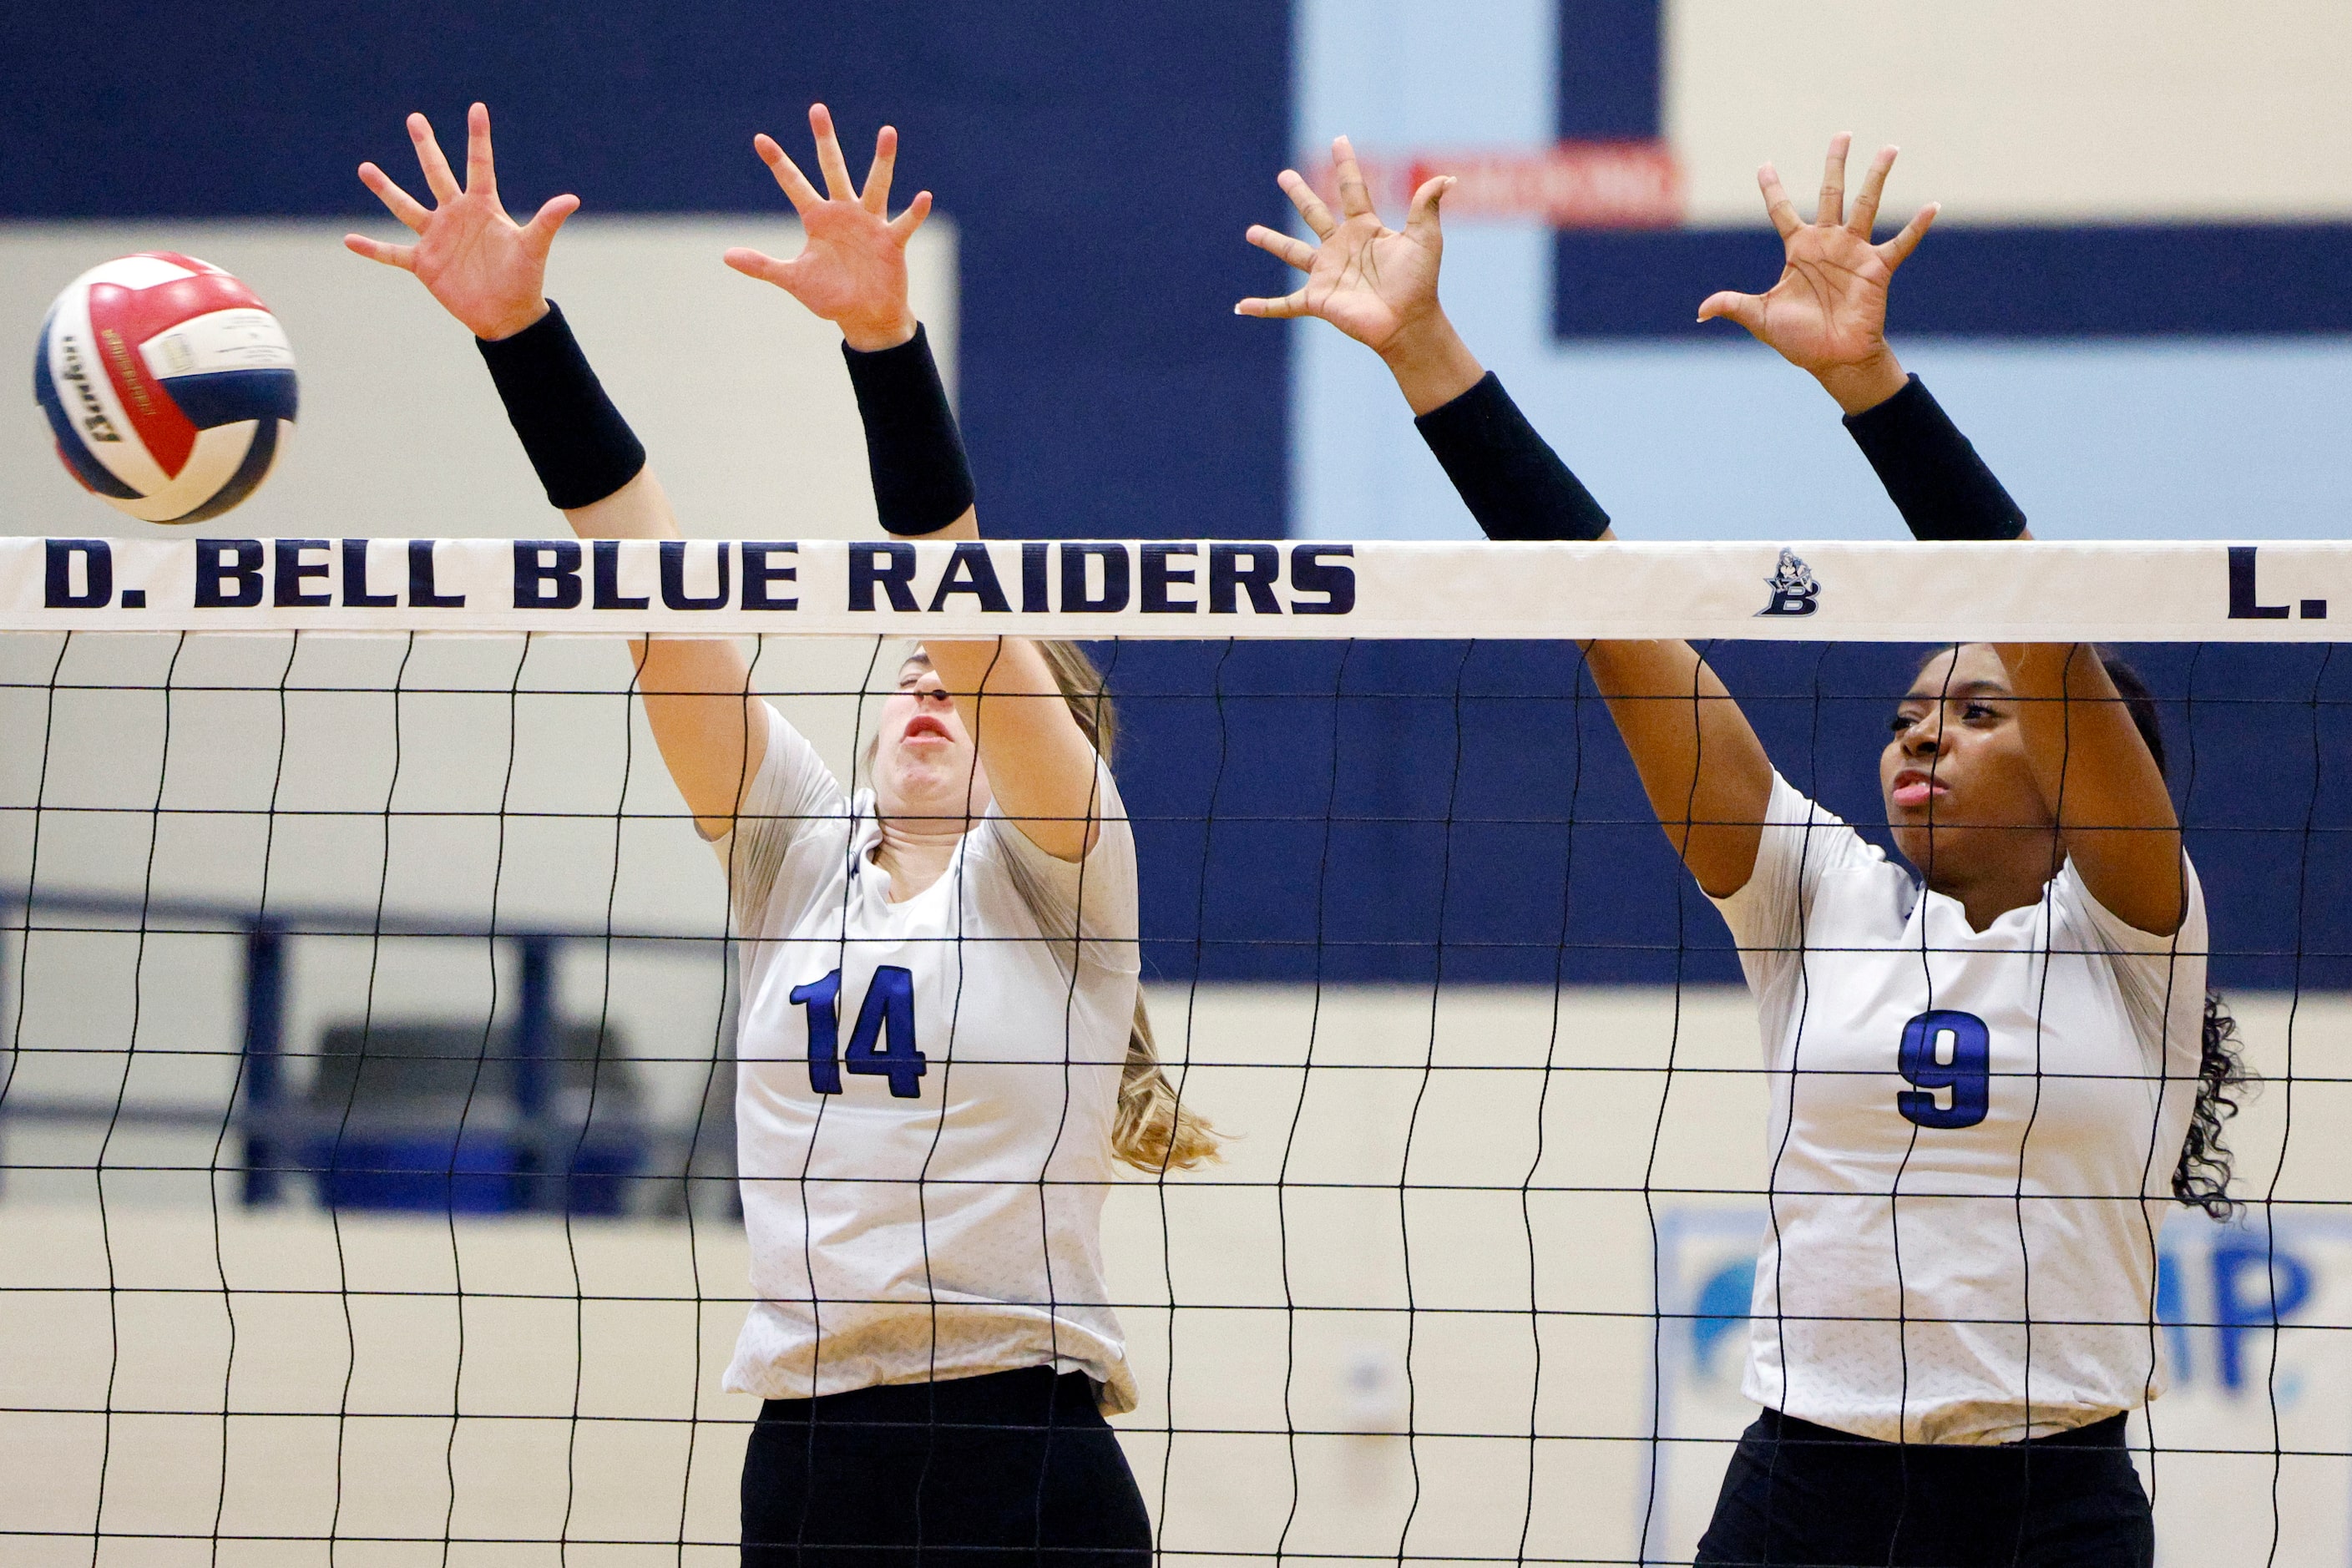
[1030,640,1222,1172]
[1114,994,1221,1172]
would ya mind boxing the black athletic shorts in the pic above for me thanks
[741,1364,1152,1568]
[1695,1406,2154,1568]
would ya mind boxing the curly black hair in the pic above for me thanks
[2174,992,2253,1219]
[2080,653,2253,1220]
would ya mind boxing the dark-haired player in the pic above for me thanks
[1246,132,2243,1567]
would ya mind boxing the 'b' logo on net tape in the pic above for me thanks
[1757,548,1821,618]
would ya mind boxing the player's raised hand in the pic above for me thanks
[1237,138,1453,352]
[726,104,930,352]
[1696,134,1937,412]
[344,104,577,341]
[1239,138,1483,412]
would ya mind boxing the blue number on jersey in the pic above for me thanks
[789,966,926,1099]
[843,965,926,1098]
[1896,1009,1990,1129]
[790,970,844,1095]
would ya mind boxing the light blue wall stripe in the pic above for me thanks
[1301,222,2352,542]
[1296,0,1554,149]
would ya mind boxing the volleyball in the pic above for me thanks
[33,252,297,524]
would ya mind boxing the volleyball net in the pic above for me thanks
[3,535,2349,1566]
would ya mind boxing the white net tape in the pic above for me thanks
[5,536,2347,640]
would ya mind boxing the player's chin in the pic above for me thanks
[886,755,974,802]
[1887,810,1979,861]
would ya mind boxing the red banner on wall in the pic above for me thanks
[1302,140,1683,229]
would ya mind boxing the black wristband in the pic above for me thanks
[1412,372,1610,542]
[475,301,647,510]
[842,324,975,536]
[1842,374,2026,541]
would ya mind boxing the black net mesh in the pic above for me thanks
[3,628,2347,1565]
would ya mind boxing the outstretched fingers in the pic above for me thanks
[884,189,933,243]
[861,124,898,215]
[357,162,432,232]
[1402,174,1452,245]
[723,246,796,286]
[1276,169,1338,240]
[520,192,580,256]
[343,232,417,271]
[752,133,823,215]
[1332,135,1378,220]
[1875,201,1940,269]
[1245,223,1317,271]
[1847,144,1898,235]
[407,112,462,204]
[1695,289,1766,332]
[1234,288,1310,320]
[1756,163,1802,240]
[808,104,857,201]
[1815,132,1852,226]
[464,102,498,200]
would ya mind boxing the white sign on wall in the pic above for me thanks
[1645,1208,2352,1565]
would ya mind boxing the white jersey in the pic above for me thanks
[1712,773,2208,1445]
[713,708,1140,1412]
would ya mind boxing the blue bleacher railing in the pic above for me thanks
[0,885,729,1216]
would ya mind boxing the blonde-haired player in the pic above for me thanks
[350,101,1212,1568]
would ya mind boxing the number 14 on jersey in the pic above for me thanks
[789,967,927,1098]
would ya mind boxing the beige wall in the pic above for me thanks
[8,983,2350,1565]
[0,216,955,540]
[1668,2,2352,222]
[0,629,913,1151]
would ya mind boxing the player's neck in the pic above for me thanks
[1925,861,2051,933]
[1911,825,2063,933]
[871,816,968,902]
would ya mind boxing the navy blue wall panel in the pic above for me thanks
[1115,640,2352,994]
[0,0,1293,542]
[1555,223,2352,339]
[1556,0,1662,140]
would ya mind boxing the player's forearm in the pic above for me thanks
[635,650,770,839]
[1998,641,2176,827]
[559,467,681,541]
[844,323,974,541]
[560,469,756,773]
[1997,640,2183,927]
[477,301,649,518]
[473,301,762,825]
[1843,374,2028,541]
[837,322,1102,852]
[837,324,1087,801]
[1412,361,1612,543]
[927,638,1103,859]
[1582,640,1773,895]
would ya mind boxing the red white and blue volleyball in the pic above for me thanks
[34,253,297,524]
